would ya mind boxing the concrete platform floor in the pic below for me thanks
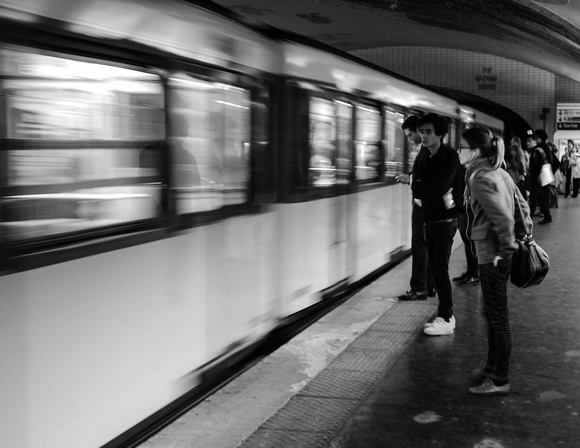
[139,196,580,448]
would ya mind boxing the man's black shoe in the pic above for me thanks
[397,290,428,301]
[452,272,468,282]
[538,218,552,225]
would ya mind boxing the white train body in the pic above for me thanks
[0,1,503,447]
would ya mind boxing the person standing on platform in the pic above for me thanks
[452,136,479,286]
[396,115,436,301]
[561,140,573,197]
[526,131,552,224]
[412,113,460,336]
[462,126,532,396]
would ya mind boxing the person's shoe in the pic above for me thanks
[452,272,468,282]
[468,378,510,396]
[397,290,428,301]
[428,288,437,297]
[424,315,455,329]
[538,218,552,225]
[457,276,479,285]
[423,317,454,335]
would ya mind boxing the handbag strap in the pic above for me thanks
[513,189,532,239]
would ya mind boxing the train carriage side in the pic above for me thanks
[458,105,505,136]
[0,1,284,447]
[273,40,462,318]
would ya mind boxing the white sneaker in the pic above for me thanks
[423,317,454,336]
[424,315,455,329]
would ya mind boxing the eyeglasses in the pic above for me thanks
[459,145,470,152]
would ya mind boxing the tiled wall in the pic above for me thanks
[351,47,580,139]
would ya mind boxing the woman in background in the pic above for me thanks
[462,127,532,396]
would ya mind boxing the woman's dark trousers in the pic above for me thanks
[478,258,512,381]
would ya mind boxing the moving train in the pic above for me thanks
[0,1,504,446]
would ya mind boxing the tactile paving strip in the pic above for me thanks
[240,429,332,448]
[237,301,436,448]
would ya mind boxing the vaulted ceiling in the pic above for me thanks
[208,0,580,84]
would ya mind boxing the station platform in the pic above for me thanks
[139,196,580,448]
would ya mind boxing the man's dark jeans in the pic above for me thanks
[478,258,513,381]
[410,203,435,293]
[425,219,457,320]
[529,183,551,219]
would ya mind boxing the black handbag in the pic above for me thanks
[510,191,550,288]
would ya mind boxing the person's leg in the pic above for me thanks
[431,221,457,320]
[465,239,479,279]
[528,184,538,217]
[477,259,512,383]
[550,184,558,207]
[538,186,552,221]
[410,202,428,293]
[454,212,470,281]
[423,220,457,335]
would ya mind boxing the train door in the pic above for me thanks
[310,98,353,286]
[330,101,352,284]
[384,109,408,256]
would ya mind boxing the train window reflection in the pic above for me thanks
[355,105,381,181]
[169,74,250,213]
[384,110,405,178]
[0,46,165,243]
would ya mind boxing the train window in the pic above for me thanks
[336,101,353,184]
[384,110,405,179]
[309,98,353,188]
[0,46,165,243]
[251,79,274,202]
[355,105,381,182]
[448,121,457,148]
[309,97,337,187]
[168,74,250,213]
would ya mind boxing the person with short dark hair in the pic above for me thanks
[463,126,532,396]
[526,131,552,224]
[396,115,436,301]
[412,113,461,335]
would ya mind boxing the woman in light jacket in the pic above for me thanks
[462,127,533,396]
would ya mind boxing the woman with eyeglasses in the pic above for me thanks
[462,126,532,396]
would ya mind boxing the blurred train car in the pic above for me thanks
[0,1,503,447]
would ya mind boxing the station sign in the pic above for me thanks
[557,103,580,130]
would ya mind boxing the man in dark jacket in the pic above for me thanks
[526,131,552,224]
[396,115,436,301]
[412,114,461,336]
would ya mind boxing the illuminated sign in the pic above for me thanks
[557,103,580,130]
